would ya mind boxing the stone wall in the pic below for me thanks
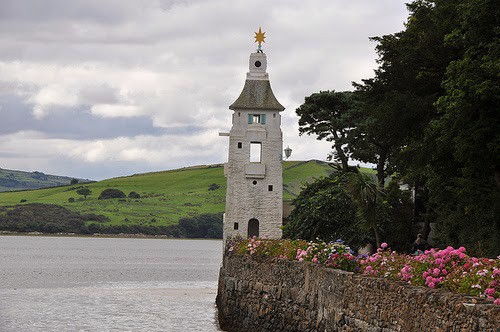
[217,254,499,332]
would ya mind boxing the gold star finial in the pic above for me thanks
[254,27,266,51]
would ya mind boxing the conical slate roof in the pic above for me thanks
[229,79,284,111]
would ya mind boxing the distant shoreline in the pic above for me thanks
[0,231,222,240]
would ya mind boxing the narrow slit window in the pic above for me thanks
[237,142,242,149]
[268,185,273,191]
[234,222,239,230]
[250,142,261,162]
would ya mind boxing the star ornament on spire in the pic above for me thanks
[254,27,266,52]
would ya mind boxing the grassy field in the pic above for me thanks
[0,161,331,227]
[0,160,375,227]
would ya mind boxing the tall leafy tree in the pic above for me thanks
[296,91,357,172]
[427,0,500,256]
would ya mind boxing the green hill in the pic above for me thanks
[0,160,336,227]
[0,160,376,230]
[0,168,92,192]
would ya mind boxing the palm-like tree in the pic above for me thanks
[347,172,385,248]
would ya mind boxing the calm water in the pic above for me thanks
[0,236,224,332]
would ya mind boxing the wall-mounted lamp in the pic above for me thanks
[284,146,292,160]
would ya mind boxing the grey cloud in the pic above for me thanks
[0,93,173,139]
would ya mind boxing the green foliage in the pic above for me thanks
[208,183,221,191]
[68,197,75,203]
[128,191,141,199]
[283,173,365,249]
[228,237,309,260]
[0,203,222,238]
[70,178,79,185]
[346,172,386,248]
[382,180,415,252]
[177,213,223,238]
[295,0,499,256]
[98,188,125,200]
[0,203,109,233]
[76,187,92,199]
[296,91,357,171]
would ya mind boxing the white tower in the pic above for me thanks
[221,29,285,240]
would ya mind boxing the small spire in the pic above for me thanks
[254,27,266,52]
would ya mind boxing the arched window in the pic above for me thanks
[248,218,259,238]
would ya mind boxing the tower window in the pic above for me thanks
[250,142,261,162]
[234,222,239,230]
[237,142,242,149]
[268,185,273,191]
[254,61,262,68]
[252,180,257,185]
[248,114,266,124]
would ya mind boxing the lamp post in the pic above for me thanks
[284,146,292,160]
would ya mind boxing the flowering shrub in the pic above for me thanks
[226,237,500,305]
[294,239,359,272]
[227,236,308,259]
[361,245,500,304]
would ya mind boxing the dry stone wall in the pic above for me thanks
[217,254,500,332]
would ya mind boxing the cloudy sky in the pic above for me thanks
[0,0,409,180]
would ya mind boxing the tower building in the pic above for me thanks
[220,28,284,240]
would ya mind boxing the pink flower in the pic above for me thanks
[433,268,441,276]
[428,282,436,289]
[312,257,318,264]
[381,242,388,249]
[484,288,495,296]
[494,298,500,306]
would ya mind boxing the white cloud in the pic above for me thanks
[90,104,144,118]
[0,0,409,178]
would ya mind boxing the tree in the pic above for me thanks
[425,0,500,256]
[352,0,499,256]
[70,178,79,185]
[128,191,141,199]
[76,187,92,200]
[296,91,357,171]
[346,173,386,248]
[98,188,126,200]
[283,174,366,249]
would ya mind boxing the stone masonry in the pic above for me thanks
[221,50,284,241]
[217,254,500,332]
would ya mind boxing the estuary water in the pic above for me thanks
[0,236,224,332]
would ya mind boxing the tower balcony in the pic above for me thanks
[245,163,265,179]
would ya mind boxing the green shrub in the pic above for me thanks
[208,183,221,191]
[98,188,126,200]
[128,191,141,199]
